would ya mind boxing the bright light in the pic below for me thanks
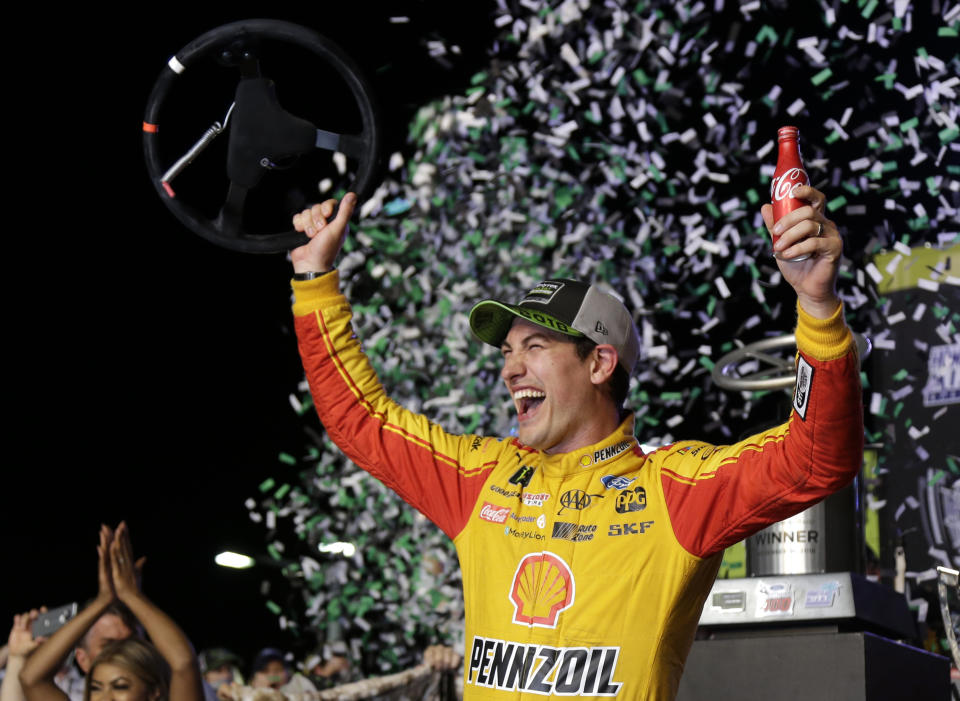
[319,541,356,557]
[215,551,255,569]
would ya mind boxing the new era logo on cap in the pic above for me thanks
[595,321,609,335]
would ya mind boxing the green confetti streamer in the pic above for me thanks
[938,127,959,143]
[892,369,909,381]
[278,452,296,465]
[275,484,291,500]
[930,470,946,486]
[899,117,919,132]
[258,478,276,493]
[861,0,878,18]
[755,25,778,44]
[811,68,832,86]
[874,73,896,89]
[266,600,282,615]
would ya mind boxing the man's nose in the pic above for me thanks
[500,353,524,382]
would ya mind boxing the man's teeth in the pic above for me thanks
[513,389,546,400]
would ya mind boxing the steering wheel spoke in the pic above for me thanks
[315,130,367,160]
[215,181,250,237]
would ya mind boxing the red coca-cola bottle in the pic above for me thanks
[770,126,810,262]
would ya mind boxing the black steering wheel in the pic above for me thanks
[143,19,381,253]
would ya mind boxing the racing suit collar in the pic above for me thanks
[538,413,643,478]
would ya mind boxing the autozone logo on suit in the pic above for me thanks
[467,636,623,696]
[479,502,511,524]
[552,521,597,542]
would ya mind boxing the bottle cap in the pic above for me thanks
[778,126,799,141]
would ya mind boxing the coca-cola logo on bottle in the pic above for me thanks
[479,501,511,524]
[770,167,809,201]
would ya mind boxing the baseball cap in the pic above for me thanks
[252,647,289,673]
[199,648,243,673]
[469,279,640,374]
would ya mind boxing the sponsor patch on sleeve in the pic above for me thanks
[793,356,814,421]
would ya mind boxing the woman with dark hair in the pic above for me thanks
[20,523,203,701]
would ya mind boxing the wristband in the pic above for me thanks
[293,270,332,281]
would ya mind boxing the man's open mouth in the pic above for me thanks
[513,389,545,419]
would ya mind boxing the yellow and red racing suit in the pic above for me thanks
[293,272,863,700]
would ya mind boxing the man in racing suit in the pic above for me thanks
[289,188,862,700]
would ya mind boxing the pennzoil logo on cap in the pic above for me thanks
[520,281,564,305]
[509,552,575,628]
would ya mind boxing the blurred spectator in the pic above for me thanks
[422,644,460,672]
[73,602,139,675]
[1,610,43,701]
[198,648,243,701]
[303,640,353,690]
[249,647,288,690]
[19,522,204,701]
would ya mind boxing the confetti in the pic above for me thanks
[254,0,960,672]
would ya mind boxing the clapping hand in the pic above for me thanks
[97,522,146,604]
[109,522,145,603]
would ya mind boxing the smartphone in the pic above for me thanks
[32,602,78,638]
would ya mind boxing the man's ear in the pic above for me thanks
[75,647,90,674]
[590,345,619,386]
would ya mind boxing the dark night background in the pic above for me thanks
[5,1,498,664]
